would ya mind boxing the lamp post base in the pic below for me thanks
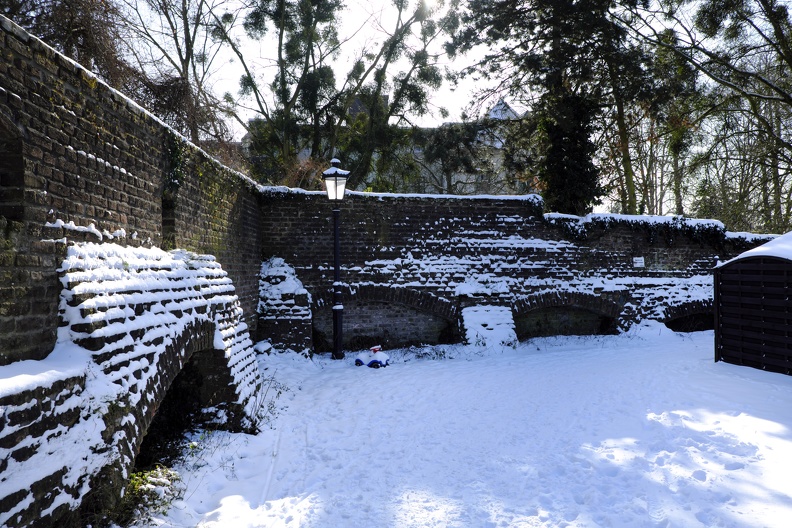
[332,304,344,360]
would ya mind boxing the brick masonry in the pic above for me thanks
[257,190,764,351]
[0,14,774,527]
[0,17,263,527]
[0,16,263,365]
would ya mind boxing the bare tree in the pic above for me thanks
[117,0,235,143]
[1,0,135,88]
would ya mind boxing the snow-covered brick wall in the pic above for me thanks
[258,190,772,350]
[257,257,312,354]
[461,306,518,348]
[0,16,265,365]
[0,243,262,527]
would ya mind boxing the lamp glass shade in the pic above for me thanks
[322,165,349,201]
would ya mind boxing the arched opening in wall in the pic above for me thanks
[135,358,205,470]
[515,306,617,340]
[312,300,459,352]
[664,312,714,332]
[0,119,24,221]
[134,347,239,471]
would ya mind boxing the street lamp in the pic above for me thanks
[322,158,349,360]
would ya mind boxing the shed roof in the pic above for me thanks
[719,230,788,267]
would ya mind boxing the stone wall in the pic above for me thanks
[0,16,263,365]
[256,190,764,352]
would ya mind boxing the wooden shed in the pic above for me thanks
[714,232,792,375]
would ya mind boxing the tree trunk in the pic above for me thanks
[673,149,684,215]
[608,60,637,215]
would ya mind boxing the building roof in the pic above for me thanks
[487,99,520,120]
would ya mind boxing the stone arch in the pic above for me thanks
[512,291,623,339]
[661,299,714,332]
[80,318,253,522]
[132,319,246,468]
[311,285,460,351]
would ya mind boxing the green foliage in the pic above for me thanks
[448,0,619,212]
[113,467,185,527]
[164,131,187,199]
[223,0,451,190]
[533,90,601,215]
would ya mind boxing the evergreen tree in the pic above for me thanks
[535,90,600,215]
[448,0,617,214]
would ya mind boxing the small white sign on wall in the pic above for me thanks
[633,256,645,268]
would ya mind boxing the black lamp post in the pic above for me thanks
[322,158,349,360]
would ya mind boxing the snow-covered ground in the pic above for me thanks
[147,323,792,527]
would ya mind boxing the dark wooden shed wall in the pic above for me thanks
[715,256,792,375]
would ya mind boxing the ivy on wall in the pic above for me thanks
[164,130,186,201]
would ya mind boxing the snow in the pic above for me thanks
[45,218,103,240]
[720,230,792,265]
[259,257,312,316]
[259,185,544,204]
[140,323,792,527]
[461,305,517,347]
[544,213,728,238]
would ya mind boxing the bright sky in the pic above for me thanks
[213,0,488,140]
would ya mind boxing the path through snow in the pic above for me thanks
[152,323,792,527]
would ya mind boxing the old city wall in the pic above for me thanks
[0,17,264,527]
[257,190,762,351]
[0,14,771,527]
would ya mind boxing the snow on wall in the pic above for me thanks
[258,257,312,317]
[461,306,518,348]
[346,212,723,329]
[718,229,791,266]
[257,257,313,354]
[0,243,262,527]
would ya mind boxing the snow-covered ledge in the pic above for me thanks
[0,243,263,527]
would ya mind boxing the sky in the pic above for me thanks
[129,323,792,527]
[213,0,486,140]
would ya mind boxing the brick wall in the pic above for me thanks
[0,374,87,525]
[0,16,264,364]
[256,190,763,352]
[0,18,266,527]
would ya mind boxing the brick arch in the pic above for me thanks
[511,291,624,339]
[129,318,248,462]
[512,291,623,319]
[660,299,714,332]
[311,285,460,351]
[137,319,249,438]
[80,317,254,521]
